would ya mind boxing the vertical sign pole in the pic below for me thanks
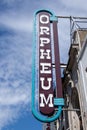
[53,21,63,98]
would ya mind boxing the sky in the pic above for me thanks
[0,0,87,130]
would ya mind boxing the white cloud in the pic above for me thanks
[0,15,33,33]
[0,106,22,128]
[0,62,31,130]
[1,0,22,5]
[0,86,30,106]
[0,23,32,129]
[0,107,18,130]
[0,84,30,130]
[0,63,31,130]
[61,0,86,10]
[59,0,87,16]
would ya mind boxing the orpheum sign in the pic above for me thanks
[32,9,64,122]
[39,12,54,115]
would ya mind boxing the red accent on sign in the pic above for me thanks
[39,12,54,115]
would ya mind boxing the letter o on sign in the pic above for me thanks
[40,15,49,24]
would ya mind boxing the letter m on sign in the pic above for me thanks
[39,93,54,115]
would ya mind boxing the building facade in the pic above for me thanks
[62,29,87,130]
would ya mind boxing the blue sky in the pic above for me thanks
[0,0,87,130]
